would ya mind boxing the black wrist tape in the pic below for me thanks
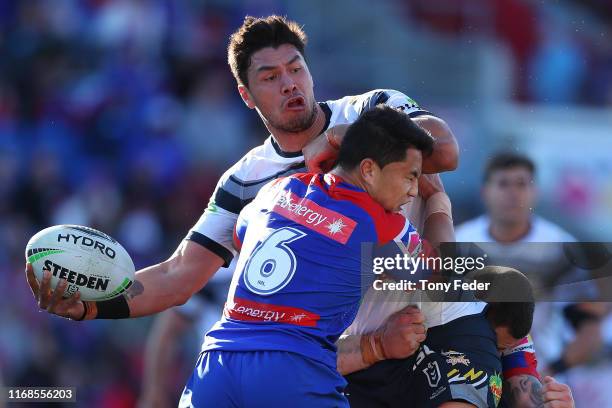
[95,295,131,319]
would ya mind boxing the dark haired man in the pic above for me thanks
[26,14,455,350]
[177,106,451,406]
[25,13,457,404]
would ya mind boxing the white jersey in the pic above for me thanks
[455,214,575,243]
[456,214,582,367]
[186,89,430,266]
[186,88,480,336]
[344,198,486,335]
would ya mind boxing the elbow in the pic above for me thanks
[417,115,459,173]
[174,290,191,307]
[438,141,459,172]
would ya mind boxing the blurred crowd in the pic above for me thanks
[1,0,611,407]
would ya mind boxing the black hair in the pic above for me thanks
[228,15,307,88]
[337,105,434,170]
[483,151,536,183]
[471,266,535,339]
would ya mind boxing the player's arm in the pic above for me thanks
[412,115,458,174]
[137,309,193,408]
[501,375,574,408]
[337,305,426,375]
[26,240,225,320]
[304,116,457,174]
[304,94,458,173]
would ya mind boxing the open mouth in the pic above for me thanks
[286,96,305,109]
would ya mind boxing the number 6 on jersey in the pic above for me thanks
[243,227,306,295]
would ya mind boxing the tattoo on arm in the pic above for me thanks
[124,280,144,300]
[501,375,543,408]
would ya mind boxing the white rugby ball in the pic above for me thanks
[25,225,135,301]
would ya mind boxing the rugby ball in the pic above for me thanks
[25,225,135,301]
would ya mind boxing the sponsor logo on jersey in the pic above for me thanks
[489,373,502,407]
[224,297,320,327]
[273,191,357,244]
[442,350,471,366]
[447,367,489,388]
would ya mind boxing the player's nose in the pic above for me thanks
[280,73,297,94]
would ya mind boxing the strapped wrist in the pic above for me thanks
[425,192,452,221]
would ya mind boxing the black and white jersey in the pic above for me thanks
[186,89,430,267]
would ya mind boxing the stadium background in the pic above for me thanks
[1,0,611,406]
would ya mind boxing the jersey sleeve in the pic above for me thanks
[360,89,432,118]
[500,335,540,380]
[186,166,246,268]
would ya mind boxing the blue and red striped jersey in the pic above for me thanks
[202,172,422,368]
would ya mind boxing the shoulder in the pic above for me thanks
[324,89,430,126]
[455,215,490,242]
[530,216,576,242]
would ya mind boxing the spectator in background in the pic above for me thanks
[455,151,609,379]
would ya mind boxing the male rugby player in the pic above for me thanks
[24,14,574,408]
[26,16,455,347]
[24,12,457,403]
[177,106,451,406]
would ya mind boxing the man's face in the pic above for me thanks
[483,166,536,226]
[364,148,422,212]
[495,325,521,352]
[239,44,317,133]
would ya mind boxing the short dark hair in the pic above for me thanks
[471,266,535,339]
[228,15,307,88]
[337,105,434,170]
[483,152,536,183]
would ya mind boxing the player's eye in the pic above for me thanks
[292,67,302,73]
[264,74,276,81]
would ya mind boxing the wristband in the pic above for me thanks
[95,296,131,319]
[326,131,340,150]
[375,331,389,360]
[370,332,383,361]
[425,192,452,221]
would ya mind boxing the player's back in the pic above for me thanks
[202,172,414,369]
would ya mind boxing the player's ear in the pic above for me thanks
[360,158,379,187]
[238,85,256,109]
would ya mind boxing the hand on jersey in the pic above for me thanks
[418,173,445,201]
[303,124,349,172]
[542,376,574,408]
[25,263,85,320]
[379,305,426,359]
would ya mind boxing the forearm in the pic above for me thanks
[85,240,225,319]
[412,115,458,174]
[422,198,455,249]
[128,242,224,317]
[336,334,370,375]
[502,375,543,408]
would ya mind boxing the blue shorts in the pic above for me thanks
[179,350,349,408]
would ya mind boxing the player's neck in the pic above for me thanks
[329,167,368,191]
[269,104,325,153]
[488,219,531,243]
